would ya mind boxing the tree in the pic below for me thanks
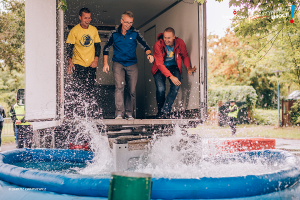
[0,0,25,113]
[208,30,279,108]
[229,0,300,88]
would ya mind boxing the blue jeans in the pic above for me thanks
[154,65,181,114]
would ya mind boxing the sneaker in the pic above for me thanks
[156,112,164,119]
[126,115,134,120]
[115,115,123,119]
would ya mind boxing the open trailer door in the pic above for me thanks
[25,0,58,121]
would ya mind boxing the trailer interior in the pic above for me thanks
[25,0,207,149]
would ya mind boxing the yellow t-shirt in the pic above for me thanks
[66,24,101,67]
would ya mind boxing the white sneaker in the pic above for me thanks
[115,115,123,119]
[126,115,134,120]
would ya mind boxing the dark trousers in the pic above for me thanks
[65,64,99,118]
[113,62,138,117]
[154,65,181,114]
[0,121,3,146]
[228,117,237,135]
[16,125,33,148]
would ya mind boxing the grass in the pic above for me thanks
[1,136,16,144]
[252,109,278,125]
[200,108,300,138]
[2,121,15,136]
[189,125,300,139]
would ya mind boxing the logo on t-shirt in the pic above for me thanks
[80,34,93,47]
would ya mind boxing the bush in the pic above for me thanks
[252,109,278,125]
[289,100,300,125]
[208,86,258,110]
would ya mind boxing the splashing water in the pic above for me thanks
[70,119,113,176]
[130,126,289,178]
[74,124,293,179]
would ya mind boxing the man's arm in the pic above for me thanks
[103,31,114,73]
[67,43,75,74]
[153,43,172,78]
[3,108,6,118]
[153,43,181,86]
[136,30,154,63]
[90,43,101,68]
[10,105,16,122]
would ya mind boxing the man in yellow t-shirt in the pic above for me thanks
[66,7,101,119]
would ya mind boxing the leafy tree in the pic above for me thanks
[229,0,300,88]
[208,30,279,108]
[0,0,25,113]
[209,0,300,109]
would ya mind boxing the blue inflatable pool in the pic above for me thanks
[0,148,299,200]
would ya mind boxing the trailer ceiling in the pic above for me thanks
[65,0,181,28]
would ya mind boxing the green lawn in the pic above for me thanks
[2,122,14,136]
[189,125,300,139]
[221,126,300,139]
[1,136,16,144]
[252,109,278,125]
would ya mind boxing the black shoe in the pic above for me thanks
[162,113,171,119]
[156,112,164,119]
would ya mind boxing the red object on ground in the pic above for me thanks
[219,138,275,153]
[290,19,294,23]
[68,142,89,151]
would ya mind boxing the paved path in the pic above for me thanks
[275,138,300,156]
[1,143,16,152]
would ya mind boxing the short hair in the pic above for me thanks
[79,8,91,16]
[164,27,175,35]
[121,11,134,19]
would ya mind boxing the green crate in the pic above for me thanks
[108,172,152,200]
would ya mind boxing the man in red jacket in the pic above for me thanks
[152,27,196,119]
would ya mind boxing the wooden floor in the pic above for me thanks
[95,118,201,125]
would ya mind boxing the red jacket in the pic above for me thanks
[152,33,191,77]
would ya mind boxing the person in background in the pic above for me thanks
[9,96,18,139]
[0,104,6,151]
[66,7,101,119]
[10,100,32,148]
[103,11,154,120]
[152,27,196,119]
[226,100,239,135]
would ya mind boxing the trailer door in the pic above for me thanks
[25,0,57,120]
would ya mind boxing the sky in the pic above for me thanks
[206,0,236,37]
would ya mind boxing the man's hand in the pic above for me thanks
[103,63,110,73]
[16,120,21,125]
[67,58,75,74]
[90,57,99,68]
[147,54,154,63]
[187,66,197,75]
[169,76,181,86]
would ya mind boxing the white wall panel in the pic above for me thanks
[25,0,57,120]
[137,2,200,117]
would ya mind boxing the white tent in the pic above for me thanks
[288,90,300,100]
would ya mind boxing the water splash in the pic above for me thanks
[70,119,113,175]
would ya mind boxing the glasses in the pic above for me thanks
[122,19,133,25]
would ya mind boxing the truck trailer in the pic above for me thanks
[25,0,207,148]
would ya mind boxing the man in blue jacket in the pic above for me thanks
[103,11,154,120]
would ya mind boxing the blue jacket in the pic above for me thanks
[103,25,150,66]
